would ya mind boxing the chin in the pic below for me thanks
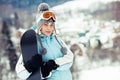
[46,33,51,36]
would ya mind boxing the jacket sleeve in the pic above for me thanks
[15,55,32,79]
[55,38,74,66]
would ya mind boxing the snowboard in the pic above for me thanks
[20,29,41,80]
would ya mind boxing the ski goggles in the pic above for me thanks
[38,11,56,22]
[36,11,56,24]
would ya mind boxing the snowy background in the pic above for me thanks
[0,0,120,80]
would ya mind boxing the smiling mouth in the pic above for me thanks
[46,31,51,33]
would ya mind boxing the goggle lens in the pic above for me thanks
[43,11,56,21]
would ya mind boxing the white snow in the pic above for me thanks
[80,66,120,80]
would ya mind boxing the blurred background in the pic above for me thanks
[0,0,120,80]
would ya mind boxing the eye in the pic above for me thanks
[50,23,54,26]
[44,23,48,26]
[50,24,54,27]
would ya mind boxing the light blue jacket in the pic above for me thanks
[15,26,74,80]
[37,34,73,80]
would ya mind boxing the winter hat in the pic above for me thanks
[38,3,50,13]
[36,3,50,23]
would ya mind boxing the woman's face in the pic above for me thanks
[40,22,54,36]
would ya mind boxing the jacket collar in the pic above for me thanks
[40,33,54,40]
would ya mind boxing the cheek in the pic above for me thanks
[40,28,45,33]
[52,26,55,30]
[51,27,54,31]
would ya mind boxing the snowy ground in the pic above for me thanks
[80,66,120,80]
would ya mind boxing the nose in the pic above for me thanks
[47,25,51,29]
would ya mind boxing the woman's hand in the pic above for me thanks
[41,60,59,78]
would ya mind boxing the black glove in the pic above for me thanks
[24,54,42,72]
[41,60,59,78]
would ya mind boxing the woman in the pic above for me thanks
[15,6,74,80]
